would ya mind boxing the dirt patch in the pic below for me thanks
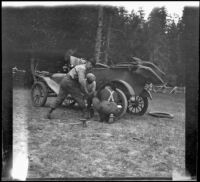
[13,89,185,178]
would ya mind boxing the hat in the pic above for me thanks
[86,73,96,83]
[64,49,76,58]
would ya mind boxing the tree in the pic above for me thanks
[104,15,112,65]
[176,18,185,85]
[94,6,104,63]
[166,20,179,82]
[125,9,149,59]
[3,5,188,87]
[147,7,170,74]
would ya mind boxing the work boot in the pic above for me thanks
[46,108,54,119]
[46,113,51,119]
[83,111,90,119]
[81,108,90,119]
[108,114,115,124]
[89,108,95,118]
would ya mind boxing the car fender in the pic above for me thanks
[111,79,135,98]
[140,89,152,100]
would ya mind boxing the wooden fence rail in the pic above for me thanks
[152,85,185,94]
[12,67,26,87]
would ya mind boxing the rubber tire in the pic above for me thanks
[128,96,148,116]
[31,82,48,107]
[115,88,128,118]
[148,112,174,119]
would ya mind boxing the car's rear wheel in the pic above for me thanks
[31,82,48,107]
[97,86,128,118]
[127,95,148,115]
[114,88,128,118]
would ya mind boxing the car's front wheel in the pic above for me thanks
[127,95,148,115]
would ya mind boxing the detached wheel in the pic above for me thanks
[31,82,48,107]
[128,95,148,115]
[148,112,174,119]
[115,88,128,118]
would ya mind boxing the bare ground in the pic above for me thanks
[13,88,185,178]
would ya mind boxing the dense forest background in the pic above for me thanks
[2,6,199,86]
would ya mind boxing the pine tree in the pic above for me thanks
[147,7,170,74]
[94,6,104,63]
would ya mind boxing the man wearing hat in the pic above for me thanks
[46,58,96,119]
[63,49,87,72]
[85,73,97,118]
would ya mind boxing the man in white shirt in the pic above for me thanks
[46,59,95,119]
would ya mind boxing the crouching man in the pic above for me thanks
[46,59,96,119]
[92,85,120,123]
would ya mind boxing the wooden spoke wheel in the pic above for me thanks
[127,95,148,115]
[31,82,48,107]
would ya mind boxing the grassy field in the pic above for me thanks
[13,89,185,178]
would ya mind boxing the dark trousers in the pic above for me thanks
[86,94,95,117]
[50,74,86,110]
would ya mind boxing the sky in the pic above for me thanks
[2,1,199,21]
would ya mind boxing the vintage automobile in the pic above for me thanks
[90,58,165,115]
[30,58,128,118]
[30,56,164,119]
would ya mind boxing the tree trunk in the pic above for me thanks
[105,15,112,65]
[95,6,103,63]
